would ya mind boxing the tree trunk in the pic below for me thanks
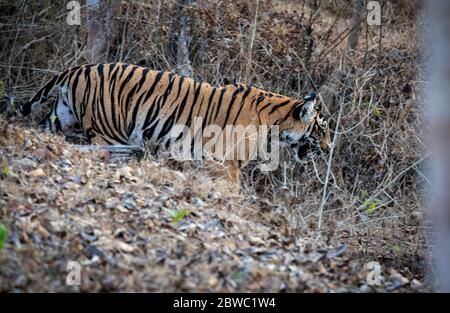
[428,0,450,292]
[347,0,364,54]
[84,0,113,63]
[176,0,193,77]
[245,0,260,83]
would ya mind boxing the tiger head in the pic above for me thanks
[274,92,331,160]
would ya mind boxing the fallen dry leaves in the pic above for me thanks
[0,118,428,292]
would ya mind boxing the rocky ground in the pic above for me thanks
[0,117,429,292]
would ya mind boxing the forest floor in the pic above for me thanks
[0,117,429,292]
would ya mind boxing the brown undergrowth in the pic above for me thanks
[0,0,428,291]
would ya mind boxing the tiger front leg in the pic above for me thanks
[127,127,145,148]
[204,160,241,192]
[224,160,241,187]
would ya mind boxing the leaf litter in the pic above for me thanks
[0,118,428,292]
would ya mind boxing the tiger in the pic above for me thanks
[17,63,331,186]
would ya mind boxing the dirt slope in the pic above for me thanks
[0,118,427,292]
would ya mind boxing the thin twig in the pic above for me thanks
[317,90,344,231]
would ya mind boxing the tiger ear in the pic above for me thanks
[293,100,315,123]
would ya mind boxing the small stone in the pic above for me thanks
[32,148,47,160]
[63,181,80,190]
[123,191,135,200]
[115,240,134,252]
[81,231,98,242]
[85,245,105,258]
[248,236,264,246]
[116,205,129,213]
[209,275,218,287]
[192,197,204,207]
[68,176,82,184]
[46,143,60,155]
[50,220,65,233]
[208,192,220,201]
[58,159,72,171]
[62,149,72,158]
[123,199,136,210]
[28,168,46,177]
[105,198,118,210]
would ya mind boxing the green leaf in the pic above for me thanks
[164,208,189,224]
[373,107,381,117]
[0,224,8,250]
[367,201,376,214]
[3,165,9,175]
[173,209,188,224]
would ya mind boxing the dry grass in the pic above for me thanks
[0,0,428,290]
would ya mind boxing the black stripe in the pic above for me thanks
[79,65,92,129]
[116,66,138,139]
[108,63,121,96]
[143,118,159,140]
[158,95,190,142]
[231,85,253,125]
[176,80,200,122]
[127,68,150,136]
[118,66,138,110]
[186,94,204,130]
[21,70,66,116]
[96,64,122,143]
[202,87,217,130]
[70,66,85,122]
[212,87,228,122]
[175,76,185,100]
[107,64,128,137]
[156,81,191,142]
[39,75,59,99]
[108,64,123,136]
[264,100,291,114]
[256,94,265,106]
[142,72,165,128]
[163,76,190,125]
[117,63,131,82]
[222,85,244,128]
[158,73,177,107]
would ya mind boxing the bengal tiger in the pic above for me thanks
[17,63,331,186]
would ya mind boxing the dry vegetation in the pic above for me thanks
[0,0,429,291]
